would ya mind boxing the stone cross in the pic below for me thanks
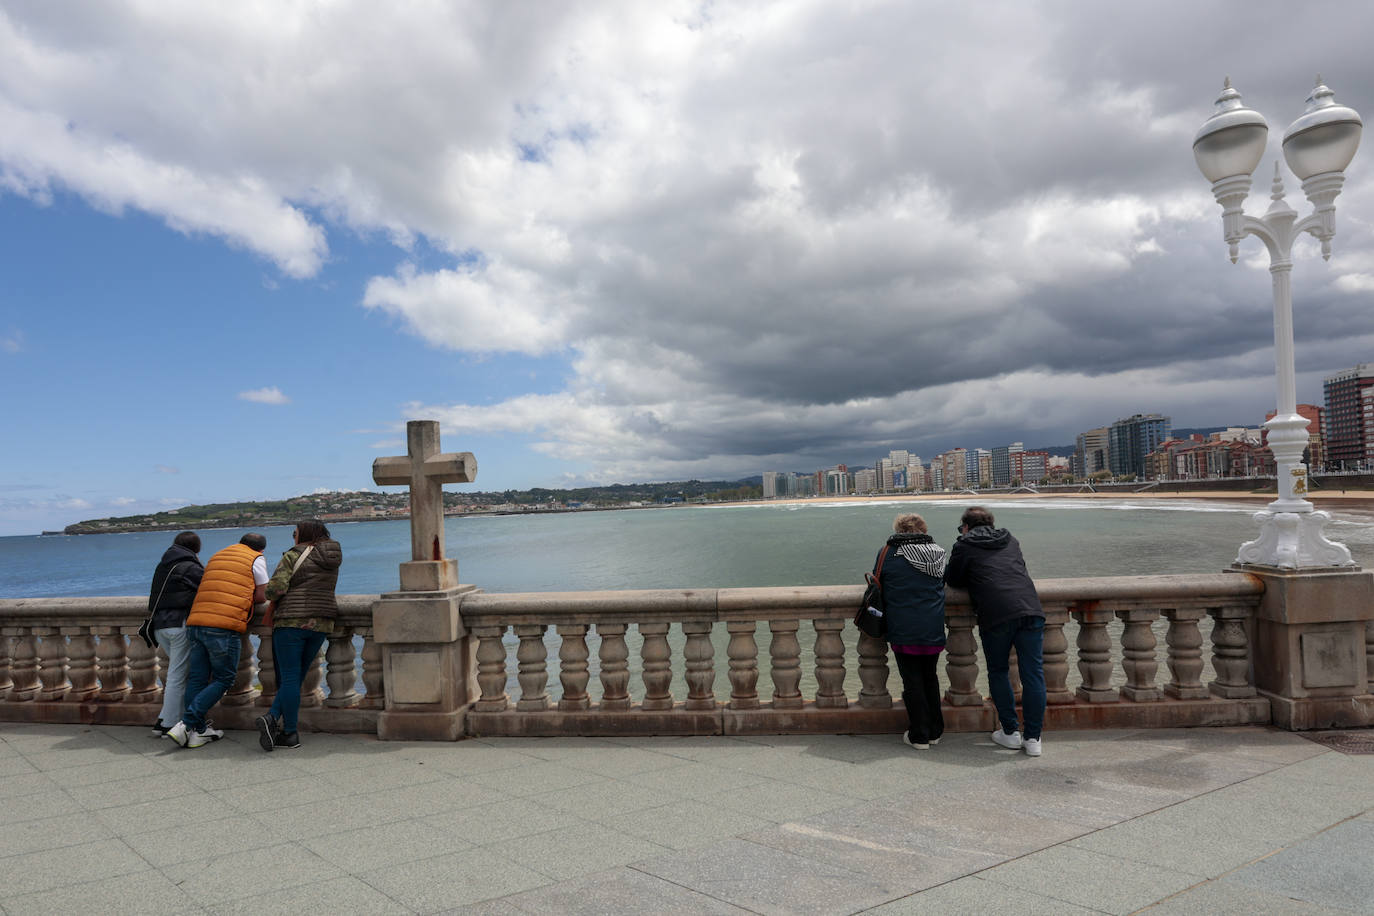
[372,420,477,563]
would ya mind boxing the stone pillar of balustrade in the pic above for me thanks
[1242,566,1374,729]
[1042,607,1073,705]
[0,633,11,701]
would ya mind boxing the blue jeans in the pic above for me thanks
[269,627,328,732]
[155,626,191,726]
[184,625,241,731]
[979,616,1046,740]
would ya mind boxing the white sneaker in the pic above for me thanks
[197,722,224,740]
[991,728,1023,750]
[902,731,930,750]
[186,728,217,749]
[163,721,189,748]
[1024,738,1042,757]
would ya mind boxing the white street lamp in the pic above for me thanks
[1194,77,1362,568]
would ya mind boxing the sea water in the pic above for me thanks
[5,498,1374,599]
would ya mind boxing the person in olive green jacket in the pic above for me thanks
[255,519,342,751]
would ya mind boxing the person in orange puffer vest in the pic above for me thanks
[164,533,268,749]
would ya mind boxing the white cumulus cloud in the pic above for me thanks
[238,386,290,405]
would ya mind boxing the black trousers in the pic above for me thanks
[893,652,944,744]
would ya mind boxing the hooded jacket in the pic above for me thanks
[874,533,948,647]
[944,526,1043,629]
[147,544,204,630]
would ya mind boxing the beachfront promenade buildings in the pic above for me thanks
[1325,363,1374,469]
[759,376,1374,496]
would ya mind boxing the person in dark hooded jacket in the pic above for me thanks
[147,531,205,735]
[874,513,947,749]
[945,506,1046,757]
[256,519,342,751]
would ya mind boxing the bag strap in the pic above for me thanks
[149,561,188,616]
[871,544,891,582]
[289,545,314,578]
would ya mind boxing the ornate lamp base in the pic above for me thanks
[1236,509,1354,569]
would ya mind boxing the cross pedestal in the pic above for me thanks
[370,420,480,740]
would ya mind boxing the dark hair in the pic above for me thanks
[961,506,995,530]
[295,519,330,543]
[173,531,201,553]
[240,533,268,551]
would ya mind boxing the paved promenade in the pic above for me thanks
[1,722,1371,915]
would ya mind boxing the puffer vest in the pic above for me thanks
[187,543,261,633]
[273,539,342,623]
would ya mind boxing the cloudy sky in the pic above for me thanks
[3,1,1374,535]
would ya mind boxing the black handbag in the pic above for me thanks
[854,545,890,639]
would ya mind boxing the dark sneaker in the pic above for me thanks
[276,731,301,749]
[255,714,278,752]
[151,719,171,737]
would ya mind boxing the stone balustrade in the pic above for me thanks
[459,573,1271,736]
[0,595,381,733]
[4,570,1369,737]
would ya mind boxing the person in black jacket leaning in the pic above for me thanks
[945,506,1046,757]
[875,513,948,750]
[147,531,205,736]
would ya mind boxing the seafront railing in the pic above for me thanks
[0,572,1289,736]
[0,595,383,733]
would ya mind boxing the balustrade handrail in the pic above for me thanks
[0,595,380,628]
[0,572,1265,627]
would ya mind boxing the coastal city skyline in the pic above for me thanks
[4,3,1374,536]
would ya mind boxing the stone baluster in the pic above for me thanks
[726,621,760,710]
[325,628,359,708]
[943,612,982,707]
[639,622,673,711]
[1043,608,1072,704]
[514,624,550,711]
[856,632,892,708]
[557,624,591,711]
[0,634,11,701]
[94,628,130,702]
[598,623,631,710]
[813,618,847,709]
[768,619,803,709]
[1117,609,1162,701]
[1207,606,1256,698]
[683,621,716,711]
[359,629,384,708]
[63,627,99,701]
[472,625,509,711]
[256,631,278,707]
[1366,619,1374,695]
[1073,608,1118,702]
[35,629,70,701]
[221,632,257,706]
[124,626,161,703]
[1163,608,1208,699]
[299,642,326,708]
[8,632,39,701]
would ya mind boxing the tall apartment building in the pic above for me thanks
[1010,450,1049,484]
[762,471,780,499]
[1075,427,1110,478]
[1323,364,1374,468]
[938,449,967,490]
[853,468,878,493]
[970,449,991,486]
[1109,414,1172,479]
[991,443,1023,486]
